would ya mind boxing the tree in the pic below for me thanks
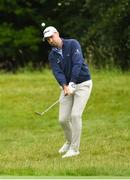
[0,0,130,71]
[82,0,130,70]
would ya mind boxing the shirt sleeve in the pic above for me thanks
[49,55,67,87]
[70,40,84,83]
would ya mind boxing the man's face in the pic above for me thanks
[46,32,60,47]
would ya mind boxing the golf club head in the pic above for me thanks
[35,111,44,116]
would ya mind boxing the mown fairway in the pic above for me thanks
[0,69,130,176]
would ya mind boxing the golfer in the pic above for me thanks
[43,26,92,158]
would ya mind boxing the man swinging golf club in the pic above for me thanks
[43,26,92,158]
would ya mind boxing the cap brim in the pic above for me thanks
[44,32,54,38]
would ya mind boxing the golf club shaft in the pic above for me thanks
[41,99,59,115]
[40,96,65,115]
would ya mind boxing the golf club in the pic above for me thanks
[35,96,65,116]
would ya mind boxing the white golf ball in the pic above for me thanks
[41,22,46,27]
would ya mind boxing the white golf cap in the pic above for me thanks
[43,26,58,39]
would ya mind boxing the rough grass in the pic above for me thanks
[0,68,130,177]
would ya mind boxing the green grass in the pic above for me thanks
[0,68,130,176]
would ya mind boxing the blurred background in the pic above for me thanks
[0,1,130,176]
[0,0,130,72]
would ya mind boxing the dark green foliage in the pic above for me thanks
[0,0,130,71]
[84,0,130,70]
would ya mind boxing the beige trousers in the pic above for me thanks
[59,80,92,151]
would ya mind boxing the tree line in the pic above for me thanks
[0,0,130,72]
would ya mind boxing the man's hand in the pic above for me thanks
[63,82,76,95]
[63,85,71,95]
[68,82,76,94]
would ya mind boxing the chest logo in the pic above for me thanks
[57,58,60,63]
